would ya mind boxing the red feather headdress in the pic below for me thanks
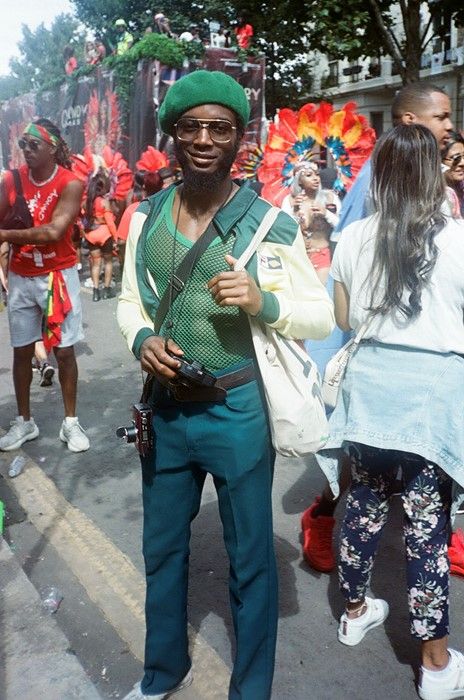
[136,146,169,172]
[71,146,133,201]
[258,101,376,205]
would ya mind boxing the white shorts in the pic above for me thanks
[7,267,84,348]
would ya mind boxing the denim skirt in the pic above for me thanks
[316,341,464,498]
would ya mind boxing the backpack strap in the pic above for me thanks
[11,170,23,199]
[233,206,281,271]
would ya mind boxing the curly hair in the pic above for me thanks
[33,118,73,170]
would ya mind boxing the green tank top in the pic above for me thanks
[144,189,254,371]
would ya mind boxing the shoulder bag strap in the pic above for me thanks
[352,320,370,344]
[233,206,280,271]
[11,169,23,199]
[154,220,219,334]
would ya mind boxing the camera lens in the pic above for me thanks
[116,425,138,443]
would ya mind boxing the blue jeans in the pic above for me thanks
[339,444,452,641]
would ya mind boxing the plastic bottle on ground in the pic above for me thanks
[41,586,63,614]
[8,455,27,478]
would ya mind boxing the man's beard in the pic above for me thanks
[174,140,239,193]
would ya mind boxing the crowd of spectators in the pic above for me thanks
[63,10,255,75]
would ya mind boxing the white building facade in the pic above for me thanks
[310,4,464,135]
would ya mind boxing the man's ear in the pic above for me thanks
[400,112,418,125]
[236,125,245,146]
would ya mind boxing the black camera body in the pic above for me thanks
[116,403,153,457]
[168,353,217,387]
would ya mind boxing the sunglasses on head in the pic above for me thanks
[18,138,41,151]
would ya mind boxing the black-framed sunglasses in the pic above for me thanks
[18,138,41,151]
[174,118,237,144]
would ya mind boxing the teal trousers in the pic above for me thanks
[140,378,278,699]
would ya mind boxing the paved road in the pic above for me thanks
[1,274,463,699]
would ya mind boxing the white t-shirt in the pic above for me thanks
[331,214,464,353]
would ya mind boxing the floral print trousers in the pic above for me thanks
[339,443,452,641]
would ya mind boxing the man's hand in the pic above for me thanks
[140,336,184,379]
[207,255,262,316]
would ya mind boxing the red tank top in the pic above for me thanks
[6,165,79,276]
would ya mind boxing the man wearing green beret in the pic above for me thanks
[118,70,334,700]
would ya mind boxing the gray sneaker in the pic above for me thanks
[59,418,90,453]
[123,669,193,700]
[0,416,39,451]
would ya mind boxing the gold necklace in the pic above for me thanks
[29,164,58,187]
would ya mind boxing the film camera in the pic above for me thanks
[116,403,153,457]
[168,352,217,387]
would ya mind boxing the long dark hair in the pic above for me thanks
[368,124,446,319]
[84,171,109,230]
[33,118,73,170]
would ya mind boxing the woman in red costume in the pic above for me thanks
[83,171,117,301]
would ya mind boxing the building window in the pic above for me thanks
[370,112,384,137]
[326,60,339,88]
[432,8,452,64]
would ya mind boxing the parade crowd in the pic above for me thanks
[1,70,464,700]
[63,11,254,76]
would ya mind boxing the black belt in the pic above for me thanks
[215,363,255,389]
[168,363,256,402]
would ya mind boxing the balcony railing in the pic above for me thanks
[322,47,464,92]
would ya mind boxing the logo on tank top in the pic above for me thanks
[27,189,59,222]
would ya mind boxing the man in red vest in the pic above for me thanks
[0,119,90,453]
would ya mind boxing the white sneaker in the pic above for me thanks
[123,669,193,700]
[338,597,389,646]
[0,416,39,451]
[419,649,464,700]
[59,417,90,453]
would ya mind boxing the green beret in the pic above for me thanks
[158,70,250,135]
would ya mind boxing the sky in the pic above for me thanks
[0,1,74,75]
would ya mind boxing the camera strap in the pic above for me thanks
[154,220,219,334]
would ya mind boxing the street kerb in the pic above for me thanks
[0,448,230,699]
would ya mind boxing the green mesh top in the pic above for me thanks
[144,188,254,371]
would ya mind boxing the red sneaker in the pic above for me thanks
[301,497,336,572]
[449,530,464,577]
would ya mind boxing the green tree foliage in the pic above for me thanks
[230,3,318,110]
[71,0,317,111]
[2,0,463,114]
[71,0,217,49]
[5,14,85,97]
[0,75,22,102]
[305,0,464,84]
